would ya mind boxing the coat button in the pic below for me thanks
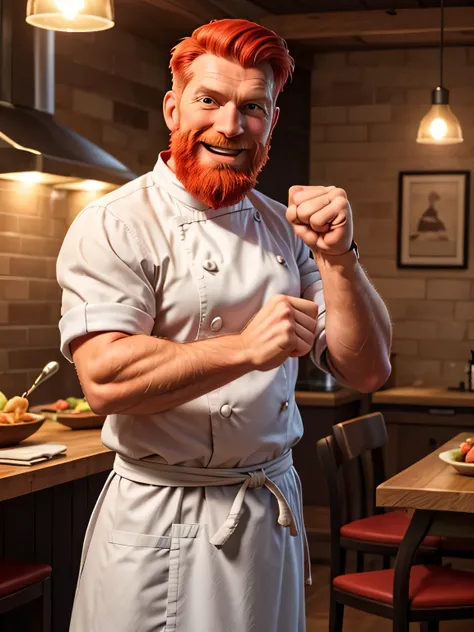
[254,210,262,222]
[210,317,223,332]
[276,255,286,265]
[220,404,232,418]
[281,400,289,411]
[202,259,218,272]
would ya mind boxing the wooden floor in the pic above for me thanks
[306,564,473,632]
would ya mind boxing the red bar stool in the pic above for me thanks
[0,559,51,631]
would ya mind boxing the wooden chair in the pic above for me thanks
[332,412,474,566]
[317,430,474,632]
[0,559,51,631]
[323,413,440,576]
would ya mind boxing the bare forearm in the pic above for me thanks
[313,250,392,392]
[79,333,251,415]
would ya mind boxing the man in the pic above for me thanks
[57,18,391,632]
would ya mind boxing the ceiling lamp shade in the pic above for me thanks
[416,0,463,145]
[26,0,114,32]
[417,87,463,144]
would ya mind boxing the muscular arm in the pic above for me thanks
[71,295,319,416]
[313,249,392,393]
[71,332,251,416]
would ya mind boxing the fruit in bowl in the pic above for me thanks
[31,396,104,430]
[451,438,474,464]
[51,397,92,414]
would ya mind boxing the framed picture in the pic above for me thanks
[397,170,470,269]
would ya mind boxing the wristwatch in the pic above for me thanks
[347,240,359,260]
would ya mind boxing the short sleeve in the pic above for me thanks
[57,206,157,362]
[295,238,328,371]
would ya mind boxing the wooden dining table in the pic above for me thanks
[377,431,474,540]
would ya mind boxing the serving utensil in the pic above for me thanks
[22,361,59,398]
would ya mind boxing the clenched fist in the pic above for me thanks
[286,185,353,255]
[239,294,319,371]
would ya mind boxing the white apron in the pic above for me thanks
[70,452,309,631]
[58,153,328,632]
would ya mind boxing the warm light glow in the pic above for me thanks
[0,171,77,184]
[56,179,114,191]
[416,104,463,145]
[55,0,84,20]
[20,172,43,184]
[26,0,114,33]
[82,179,108,191]
[429,117,448,140]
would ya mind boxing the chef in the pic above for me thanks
[57,18,392,632]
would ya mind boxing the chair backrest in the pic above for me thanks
[316,434,347,578]
[332,412,389,521]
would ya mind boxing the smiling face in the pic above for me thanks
[164,54,279,209]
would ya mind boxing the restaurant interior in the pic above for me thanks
[1,0,474,630]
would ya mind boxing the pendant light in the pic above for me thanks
[26,0,114,33]
[416,0,463,144]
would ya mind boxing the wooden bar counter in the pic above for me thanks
[0,421,113,632]
[0,421,113,502]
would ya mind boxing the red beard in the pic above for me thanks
[169,128,271,210]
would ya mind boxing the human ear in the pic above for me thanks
[270,106,280,133]
[163,90,179,132]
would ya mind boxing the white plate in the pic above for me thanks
[439,449,474,476]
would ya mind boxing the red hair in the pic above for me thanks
[170,19,294,97]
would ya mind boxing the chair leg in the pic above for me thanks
[329,589,344,632]
[420,623,439,632]
[355,551,364,573]
[31,578,51,632]
[382,555,391,570]
[43,578,51,632]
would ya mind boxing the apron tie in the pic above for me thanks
[114,450,311,585]
[209,468,298,547]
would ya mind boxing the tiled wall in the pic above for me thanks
[311,47,474,387]
[0,27,170,403]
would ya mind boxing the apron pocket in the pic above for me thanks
[100,528,177,631]
[109,529,171,549]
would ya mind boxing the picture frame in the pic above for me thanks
[397,170,470,269]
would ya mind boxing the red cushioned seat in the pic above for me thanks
[333,564,474,608]
[0,559,52,599]
[340,509,440,548]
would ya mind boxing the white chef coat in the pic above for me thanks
[58,152,327,468]
[57,153,328,632]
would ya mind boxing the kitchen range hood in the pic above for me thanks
[0,0,135,189]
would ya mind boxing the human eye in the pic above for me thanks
[244,103,267,116]
[198,96,217,107]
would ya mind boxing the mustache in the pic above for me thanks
[191,131,252,152]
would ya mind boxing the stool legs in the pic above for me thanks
[31,577,51,632]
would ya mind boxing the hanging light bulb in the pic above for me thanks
[55,0,85,21]
[416,0,463,144]
[26,0,114,33]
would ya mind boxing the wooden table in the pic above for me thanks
[0,420,114,502]
[377,432,474,538]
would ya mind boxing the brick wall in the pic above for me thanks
[0,27,171,403]
[311,47,474,387]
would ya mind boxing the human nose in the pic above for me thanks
[214,103,244,138]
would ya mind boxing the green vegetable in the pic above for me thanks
[450,449,465,463]
[0,391,7,411]
[66,397,79,409]
[74,400,91,412]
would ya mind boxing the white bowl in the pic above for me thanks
[439,449,474,476]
